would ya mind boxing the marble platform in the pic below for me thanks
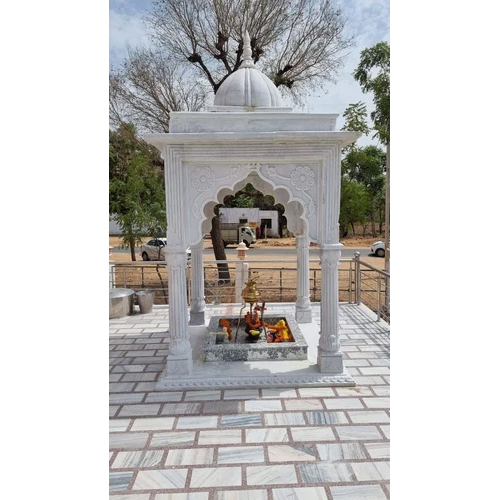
[203,314,308,362]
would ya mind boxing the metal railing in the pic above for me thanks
[109,253,390,322]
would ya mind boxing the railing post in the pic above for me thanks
[348,261,352,303]
[377,274,381,321]
[235,243,248,304]
[279,269,283,302]
[354,252,361,305]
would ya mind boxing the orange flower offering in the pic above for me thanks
[219,319,233,340]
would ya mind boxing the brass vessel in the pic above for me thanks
[241,278,261,305]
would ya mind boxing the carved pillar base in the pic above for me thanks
[189,311,205,326]
[317,348,343,374]
[295,307,312,324]
[166,353,193,376]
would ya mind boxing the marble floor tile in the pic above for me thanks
[290,427,336,442]
[215,490,267,500]
[284,399,323,411]
[330,484,387,499]
[122,372,157,382]
[265,412,305,426]
[112,450,164,469]
[335,386,373,397]
[223,389,260,400]
[109,419,131,432]
[335,426,383,441]
[133,469,188,490]
[245,428,289,443]
[380,425,390,439]
[316,443,367,462]
[221,414,262,427]
[323,398,364,410]
[261,388,298,398]
[109,494,151,500]
[109,471,133,491]
[365,442,390,459]
[185,390,222,401]
[118,404,160,417]
[305,411,348,425]
[109,406,119,417]
[352,376,386,385]
[272,487,328,500]
[190,467,242,488]
[298,463,355,483]
[351,461,390,481]
[109,393,145,405]
[131,417,175,431]
[166,447,214,465]
[343,359,370,367]
[145,392,184,403]
[217,446,265,464]
[198,429,242,445]
[109,433,149,450]
[245,400,283,412]
[268,444,316,462]
[150,431,196,447]
[247,465,298,486]
[161,403,202,415]
[156,493,209,500]
[298,387,335,398]
[372,386,390,396]
[362,397,390,409]
[176,415,218,429]
[348,411,389,424]
[203,401,242,414]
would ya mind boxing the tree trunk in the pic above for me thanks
[350,222,356,236]
[210,216,230,282]
[370,210,377,237]
[130,239,136,261]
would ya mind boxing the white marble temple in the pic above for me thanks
[245,428,289,443]
[216,490,267,500]
[329,485,387,499]
[112,450,164,469]
[133,469,188,490]
[351,461,390,481]
[365,442,390,459]
[316,443,367,462]
[290,427,336,442]
[273,487,328,500]
[268,445,316,462]
[335,426,383,441]
[247,465,298,486]
[217,446,265,464]
[198,429,242,445]
[131,417,175,431]
[190,467,241,488]
[176,415,218,429]
[284,399,324,411]
[264,412,305,426]
[166,447,214,465]
[245,400,283,412]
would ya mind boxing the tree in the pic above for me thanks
[109,124,167,260]
[339,179,370,237]
[353,42,390,269]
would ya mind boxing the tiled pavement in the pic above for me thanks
[110,303,390,499]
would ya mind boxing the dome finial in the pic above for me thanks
[240,30,256,69]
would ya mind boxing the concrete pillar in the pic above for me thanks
[165,246,192,376]
[295,234,312,323]
[317,243,343,373]
[189,239,206,325]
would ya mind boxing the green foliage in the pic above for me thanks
[341,102,370,136]
[109,124,166,259]
[231,194,254,208]
[353,42,390,145]
[339,178,370,235]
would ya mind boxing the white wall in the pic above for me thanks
[109,215,122,235]
[219,208,279,237]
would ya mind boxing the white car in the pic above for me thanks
[371,240,385,257]
[141,238,191,261]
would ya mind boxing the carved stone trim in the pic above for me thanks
[191,166,216,192]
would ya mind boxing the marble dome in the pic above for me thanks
[213,32,283,108]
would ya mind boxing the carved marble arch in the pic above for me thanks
[186,164,319,246]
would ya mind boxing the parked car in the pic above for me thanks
[141,238,191,261]
[371,240,385,257]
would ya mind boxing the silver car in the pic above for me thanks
[141,238,191,261]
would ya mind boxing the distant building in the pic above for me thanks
[219,208,279,237]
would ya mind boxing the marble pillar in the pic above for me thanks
[317,243,343,373]
[189,240,206,325]
[165,246,192,376]
[295,233,312,323]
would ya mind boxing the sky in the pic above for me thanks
[109,0,390,147]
